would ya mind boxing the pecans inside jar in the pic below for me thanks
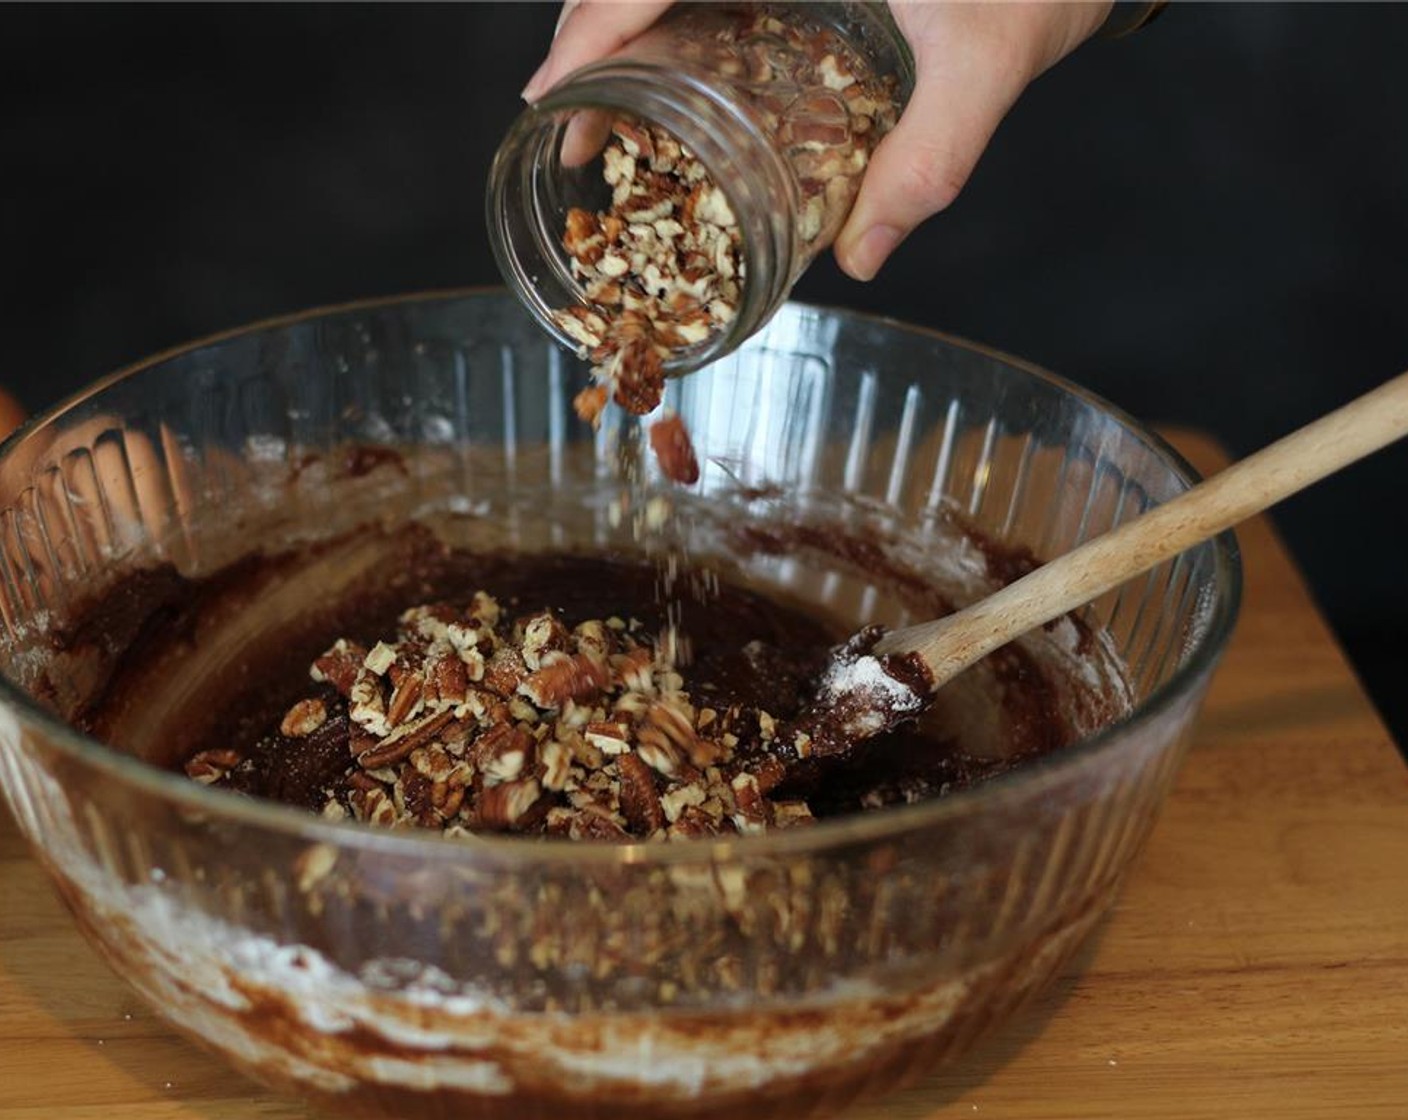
[492,4,910,482]
[664,3,904,255]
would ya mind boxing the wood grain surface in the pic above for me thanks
[1,430,1405,1119]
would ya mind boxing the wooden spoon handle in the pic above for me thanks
[875,370,1408,684]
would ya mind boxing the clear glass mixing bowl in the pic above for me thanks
[0,291,1239,1119]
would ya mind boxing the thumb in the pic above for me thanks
[833,41,1028,281]
[523,0,673,102]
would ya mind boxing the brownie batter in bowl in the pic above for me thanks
[78,525,1125,841]
[0,293,1239,1120]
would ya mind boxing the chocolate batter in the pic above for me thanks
[60,524,1095,838]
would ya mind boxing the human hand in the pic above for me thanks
[523,1,1112,281]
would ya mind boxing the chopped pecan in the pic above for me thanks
[431,779,466,820]
[649,413,700,484]
[545,805,631,842]
[748,754,789,795]
[310,639,367,696]
[400,769,436,823]
[584,720,631,755]
[612,119,655,160]
[357,709,455,770]
[610,338,665,415]
[364,641,398,676]
[476,722,535,785]
[461,592,497,627]
[518,611,570,670]
[356,785,400,828]
[659,781,707,824]
[563,207,602,256]
[185,748,242,785]
[348,669,390,736]
[730,770,774,833]
[573,383,609,426]
[645,698,697,752]
[572,618,613,659]
[410,743,455,782]
[636,732,686,780]
[539,738,575,792]
[667,802,722,838]
[280,697,328,738]
[348,770,385,794]
[520,652,610,709]
[616,751,665,834]
[470,721,518,768]
[475,777,545,831]
[772,801,816,829]
[482,647,529,697]
[611,646,655,693]
[425,652,469,705]
[385,669,425,727]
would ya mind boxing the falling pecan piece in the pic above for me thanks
[649,412,700,484]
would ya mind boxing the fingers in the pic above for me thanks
[523,0,674,102]
[559,107,615,168]
[834,27,1027,281]
[519,0,1105,284]
[834,2,1109,281]
[554,0,582,39]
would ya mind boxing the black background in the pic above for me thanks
[2,4,1404,748]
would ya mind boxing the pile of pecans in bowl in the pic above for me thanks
[187,592,815,842]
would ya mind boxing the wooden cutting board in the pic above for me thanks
[2,430,1405,1119]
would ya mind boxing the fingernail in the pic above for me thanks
[848,225,903,282]
[554,0,581,39]
[521,61,550,103]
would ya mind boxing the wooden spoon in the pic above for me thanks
[793,370,1408,755]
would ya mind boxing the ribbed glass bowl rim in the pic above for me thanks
[0,287,1242,867]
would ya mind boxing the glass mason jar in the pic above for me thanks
[488,2,915,376]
